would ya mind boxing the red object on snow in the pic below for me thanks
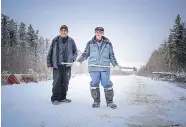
[2,74,38,85]
[21,74,38,83]
[2,74,20,85]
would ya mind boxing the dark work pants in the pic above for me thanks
[51,65,71,102]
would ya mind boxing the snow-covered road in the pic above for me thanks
[2,75,186,127]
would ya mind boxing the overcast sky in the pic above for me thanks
[2,0,186,68]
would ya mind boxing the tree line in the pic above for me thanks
[138,14,186,76]
[1,14,50,74]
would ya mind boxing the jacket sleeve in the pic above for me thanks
[77,41,90,63]
[47,42,53,67]
[109,43,119,66]
[72,39,78,62]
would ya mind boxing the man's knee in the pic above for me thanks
[90,72,101,87]
[62,71,71,85]
[90,76,100,87]
[90,80,100,87]
[101,71,112,88]
[102,80,113,88]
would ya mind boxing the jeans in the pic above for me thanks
[90,71,113,89]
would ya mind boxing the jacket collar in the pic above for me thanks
[92,36,110,43]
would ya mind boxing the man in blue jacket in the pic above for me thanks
[76,27,120,109]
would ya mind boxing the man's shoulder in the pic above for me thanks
[52,35,60,43]
[87,39,95,45]
[68,36,74,41]
[103,36,111,44]
[68,36,76,44]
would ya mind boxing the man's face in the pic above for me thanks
[95,30,104,39]
[60,28,68,37]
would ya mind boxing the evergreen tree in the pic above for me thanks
[167,34,174,71]
[27,24,36,48]
[7,19,19,73]
[18,22,27,72]
[26,24,37,70]
[1,14,10,47]
[8,19,18,47]
[170,14,185,71]
[19,22,27,45]
[1,14,11,71]
[182,22,186,71]
[159,40,169,71]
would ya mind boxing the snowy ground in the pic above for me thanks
[2,75,186,127]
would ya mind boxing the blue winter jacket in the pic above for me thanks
[77,36,119,72]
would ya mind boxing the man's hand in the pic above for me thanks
[48,67,57,71]
[66,64,72,67]
[114,66,121,71]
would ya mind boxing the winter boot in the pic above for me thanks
[52,100,61,105]
[104,88,117,109]
[61,98,71,103]
[90,87,100,108]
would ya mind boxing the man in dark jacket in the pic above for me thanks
[47,25,77,105]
